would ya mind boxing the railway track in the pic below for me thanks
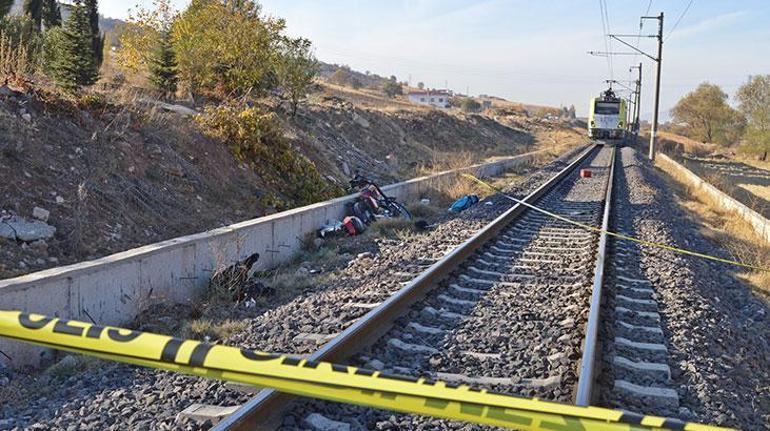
[3,144,763,430]
[596,151,681,419]
[215,144,619,430]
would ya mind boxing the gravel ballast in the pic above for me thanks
[597,147,770,430]
[282,146,614,430]
[3,145,766,431]
[0,147,587,431]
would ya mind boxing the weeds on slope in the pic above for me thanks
[656,160,770,296]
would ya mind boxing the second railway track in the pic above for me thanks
[217,144,619,430]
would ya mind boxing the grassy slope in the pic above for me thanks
[0,81,586,279]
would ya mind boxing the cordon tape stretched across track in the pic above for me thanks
[0,311,732,430]
[461,173,770,273]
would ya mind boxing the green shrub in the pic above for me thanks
[458,97,481,113]
[383,79,402,98]
[197,104,342,207]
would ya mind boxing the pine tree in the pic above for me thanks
[149,29,178,97]
[24,0,43,30]
[50,0,98,91]
[84,0,103,68]
[0,0,13,19]
[42,0,62,29]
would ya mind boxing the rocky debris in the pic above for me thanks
[303,413,351,431]
[365,359,385,370]
[176,404,240,425]
[32,206,50,222]
[351,112,369,129]
[0,215,56,242]
[165,163,185,177]
[157,102,199,116]
[46,355,78,374]
[356,252,373,260]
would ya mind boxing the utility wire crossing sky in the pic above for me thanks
[100,0,770,117]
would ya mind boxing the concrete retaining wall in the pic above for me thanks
[658,153,770,242]
[0,149,545,368]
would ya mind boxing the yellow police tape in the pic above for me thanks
[461,173,770,273]
[0,311,731,431]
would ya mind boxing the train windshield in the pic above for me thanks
[595,102,620,115]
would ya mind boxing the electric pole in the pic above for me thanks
[646,12,664,160]
[592,13,664,159]
[627,95,633,134]
[629,63,642,138]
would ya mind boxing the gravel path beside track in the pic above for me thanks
[597,147,770,430]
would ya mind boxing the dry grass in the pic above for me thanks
[367,218,414,238]
[44,355,101,380]
[406,201,441,219]
[187,318,248,341]
[651,131,717,157]
[294,233,350,266]
[656,159,770,295]
[319,82,425,112]
[738,184,770,204]
[0,32,33,88]
[418,151,475,176]
[738,157,770,171]
[419,175,487,209]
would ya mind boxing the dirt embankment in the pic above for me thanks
[0,85,585,280]
[283,95,539,185]
[641,130,770,218]
[0,91,265,279]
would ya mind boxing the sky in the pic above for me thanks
[99,0,770,117]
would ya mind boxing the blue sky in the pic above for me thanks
[100,0,770,117]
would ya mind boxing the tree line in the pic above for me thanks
[113,0,318,114]
[670,77,770,160]
[0,0,103,90]
[0,0,319,115]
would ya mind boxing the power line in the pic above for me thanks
[604,0,615,80]
[666,0,694,41]
[598,0,613,80]
[632,0,653,67]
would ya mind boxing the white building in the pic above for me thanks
[407,89,451,108]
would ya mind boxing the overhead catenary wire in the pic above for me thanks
[631,0,653,74]
[666,0,695,41]
[602,0,615,79]
[598,0,613,80]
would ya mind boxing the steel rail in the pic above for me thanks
[574,144,617,406]
[214,144,600,431]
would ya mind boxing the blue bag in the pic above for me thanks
[448,194,479,213]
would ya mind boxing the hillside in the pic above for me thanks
[0,69,585,280]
